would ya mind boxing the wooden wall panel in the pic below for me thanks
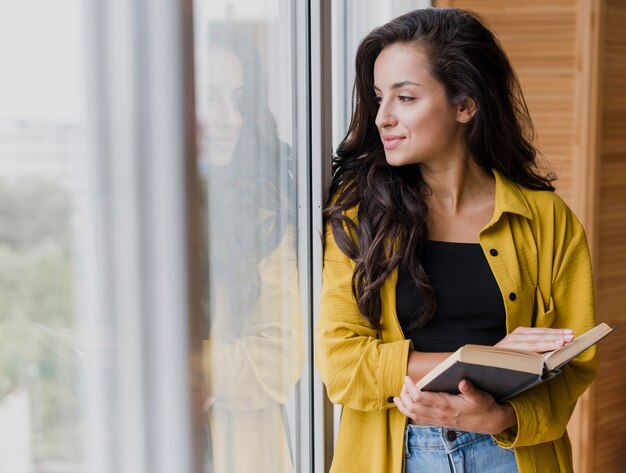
[594,1,626,471]
[435,0,580,207]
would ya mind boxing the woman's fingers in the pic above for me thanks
[394,377,512,434]
[405,376,422,403]
[398,378,415,407]
[457,379,493,408]
[393,395,412,418]
[506,327,574,340]
[395,377,431,421]
[495,327,574,352]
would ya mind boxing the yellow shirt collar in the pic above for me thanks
[484,169,534,231]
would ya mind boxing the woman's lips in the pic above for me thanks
[382,135,405,150]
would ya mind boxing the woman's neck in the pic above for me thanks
[420,158,496,243]
[420,158,494,214]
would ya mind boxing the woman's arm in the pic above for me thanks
[316,221,413,411]
[406,350,451,382]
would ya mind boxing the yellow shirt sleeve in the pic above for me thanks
[315,220,411,412]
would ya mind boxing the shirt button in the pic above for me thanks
[446,430,457,441]
[490,248,499,256]
[387,396,394,404]
[509,292,517,301]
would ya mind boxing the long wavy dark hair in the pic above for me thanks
[325,8,555,330]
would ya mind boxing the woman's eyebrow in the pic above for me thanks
[373,80,422,91]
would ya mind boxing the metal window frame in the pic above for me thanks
[308,0,334,472]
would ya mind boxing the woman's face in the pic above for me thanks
[199,45,244,167]
[373,43,467,168]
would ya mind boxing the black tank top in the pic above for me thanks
[396,241,506,352]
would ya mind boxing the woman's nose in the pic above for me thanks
[375,102,397,129]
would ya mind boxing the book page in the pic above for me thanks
[458,345,544,374]
[543,322,616,371]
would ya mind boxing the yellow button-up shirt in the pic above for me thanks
[316,169,598,473]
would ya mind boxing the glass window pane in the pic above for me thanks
[0,1,86,471]
[193,1,306,472]
[332,0,432,149]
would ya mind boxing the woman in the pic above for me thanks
[198,24,303,473]
[316,8,597,473]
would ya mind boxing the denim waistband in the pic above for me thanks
[404,424,491,454]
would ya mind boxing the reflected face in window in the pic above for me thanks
[200,45,244,167]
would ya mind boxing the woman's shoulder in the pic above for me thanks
[494,170,575,219]
[519,184,567,208]
[518,184,573,212]
[516,184,585,234]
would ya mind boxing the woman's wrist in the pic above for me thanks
[406,350,452,382]
[492,402,517,434]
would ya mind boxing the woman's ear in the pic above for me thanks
[456,97,477,123]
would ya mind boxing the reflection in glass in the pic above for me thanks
[196,22,304,473]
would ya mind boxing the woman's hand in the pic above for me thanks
[495,327,573,352]
[393,376,517,435]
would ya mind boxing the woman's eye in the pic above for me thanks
[398,96,415,102]
[374,96,382,104]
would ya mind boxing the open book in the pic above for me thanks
[416,322,617,401]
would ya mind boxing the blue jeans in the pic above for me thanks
[404,425,518,473]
